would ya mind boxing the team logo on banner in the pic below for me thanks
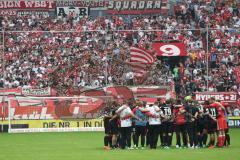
[152,42,187,57]
[57,7,89,17]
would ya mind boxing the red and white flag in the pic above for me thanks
[129,46,155,79]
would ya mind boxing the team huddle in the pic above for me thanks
[103,97,230,150]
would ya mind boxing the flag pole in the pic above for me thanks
[206,26,209,90]
[105,54,108,86]
[2,30,5,132]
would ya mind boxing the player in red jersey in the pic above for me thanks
[218,101,230,147]
[209,98,228,147]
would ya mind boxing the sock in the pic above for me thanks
[225,134,230,145]
[162,135,166,146]
[210,135,215,146]
[198,135,202,146]
[104,136,109,146]
[212,137,215,146]
[108,136,112,147]
[202,134,207,145]
[167,135,172,146]
[221,136,225,147]
[217,136,221,146]
[218,136,224,147]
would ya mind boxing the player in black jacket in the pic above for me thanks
[103,112,112,150]
[184,99,199,148]
[195,102,208,148]
[205,100,218,148]
[161,99,174,148]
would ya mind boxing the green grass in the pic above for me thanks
[0,129,239,160]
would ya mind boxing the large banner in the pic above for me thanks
[1,117,239,131]
[0,86,173,120]
[152,42,187,57]
[195,92,237,103]
[105,0,168,15]
[1,96,104,120]
[1,117,238,132]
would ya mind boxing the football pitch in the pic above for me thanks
[0,129,239,160]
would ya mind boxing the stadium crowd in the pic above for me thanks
[0,0,239,99]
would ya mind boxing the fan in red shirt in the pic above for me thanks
[209,97,228,147]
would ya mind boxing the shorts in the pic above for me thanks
[135,125,146,135]
[217,117,228,131]
[162,122,173,133]
[196,119,207,133]
[172,123,177,132]
[175,124,186,133]
[131,121,136,133]
[208,120,217,134]
[104,127,111,134]
[196,123,204,133]
[110,120,118,135]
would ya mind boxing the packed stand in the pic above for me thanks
[172,0,240,96]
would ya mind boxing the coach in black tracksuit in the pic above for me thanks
[184,100,199,148]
